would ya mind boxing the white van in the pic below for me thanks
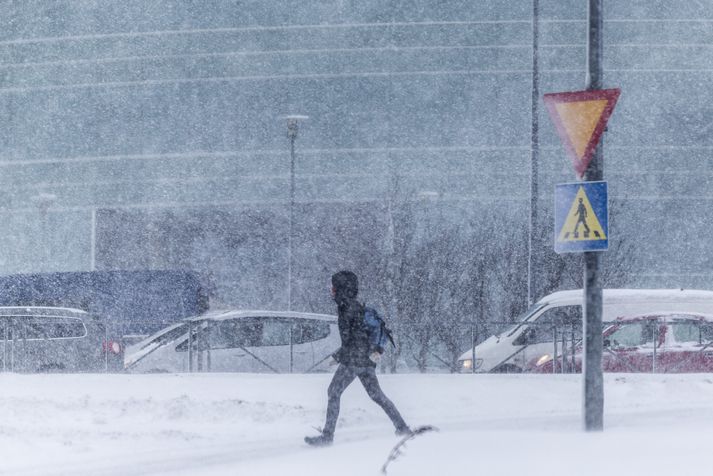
[124,310,339,373]
[457,289,713,373]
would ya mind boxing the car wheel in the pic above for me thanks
[37,363,66,373]
[491,363,522,374]
[146,368,170,374]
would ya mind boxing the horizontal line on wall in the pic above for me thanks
[0,195,529,214]
[608,69,713,73]
[608,145,713,150]
[4,43,712,70]
[608,43,713,48]
[614,196,713,200]
[300,145,532,154]
[606,18,713,23]
[4,144,713,167]
[0,150,283,166]
[6,43,713,74]
[7,66,713,93]
[0,146,533,166]
[301,145,713,153]
[3,18,713,46]
[634,273,713,277]
[562,172,713,178]
[0,69,545,93]
[5,171,531,194]
[0,20,544,47]
[0,45,536,69]
[3,192,713,215]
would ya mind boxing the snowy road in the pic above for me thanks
[2,372,713,475]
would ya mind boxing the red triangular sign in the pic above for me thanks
[543,88,620,178]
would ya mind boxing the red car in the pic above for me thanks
[529,312,713,373]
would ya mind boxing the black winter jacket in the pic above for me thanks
[333,297,376,368]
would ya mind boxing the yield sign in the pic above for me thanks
[543,88,620,178]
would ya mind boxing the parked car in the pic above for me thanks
[528,312,713,373]
[0,306,120,372]
[124,310,339,373]
[457,289,713,373]
[0,270,210,357]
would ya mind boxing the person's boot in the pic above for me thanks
[304,432,333,447]
[395,426,412,437]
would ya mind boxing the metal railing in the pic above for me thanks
[184,319,335,374]
[475,319,713,374]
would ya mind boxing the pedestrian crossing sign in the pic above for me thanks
[554,181,608,253]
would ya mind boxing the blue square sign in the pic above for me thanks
[554,181,608,253]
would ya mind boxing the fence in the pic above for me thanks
[6,313,713,374]
[445,318,713,374]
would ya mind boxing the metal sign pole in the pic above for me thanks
[527,0,540,307]
[582,0,604,432]
[2,321,6,372]
[188,321,193,373]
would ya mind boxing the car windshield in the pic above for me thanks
[138,323,188,351]
[501,302,547,337]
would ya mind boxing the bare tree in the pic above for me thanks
[294,187,638,374]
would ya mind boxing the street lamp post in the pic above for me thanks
[284,115,308,311]
[417,190,440,240]
[90,208,97,271]
[30,192,57,271]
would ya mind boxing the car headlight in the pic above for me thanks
[536,354,552,367]
[461,358,483,370]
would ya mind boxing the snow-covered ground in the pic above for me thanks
[2,372,713,476]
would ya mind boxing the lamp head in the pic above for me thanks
[282,115,309,139]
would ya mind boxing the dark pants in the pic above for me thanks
[322,364,408,437]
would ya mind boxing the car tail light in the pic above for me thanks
[103,340,122,355]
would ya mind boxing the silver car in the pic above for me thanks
[124,310,339,373]
[0,306,115,372]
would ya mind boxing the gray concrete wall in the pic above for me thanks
[0,1,711,305]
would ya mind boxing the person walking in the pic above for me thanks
[305,270,410,446]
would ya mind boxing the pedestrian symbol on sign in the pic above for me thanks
[572,198,592,238]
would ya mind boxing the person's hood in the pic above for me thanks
[332,270,358,305]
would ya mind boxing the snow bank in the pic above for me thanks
[1,372,713,475]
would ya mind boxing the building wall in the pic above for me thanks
[1,1,712,306]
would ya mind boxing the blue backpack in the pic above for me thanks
[363,306,395,350]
